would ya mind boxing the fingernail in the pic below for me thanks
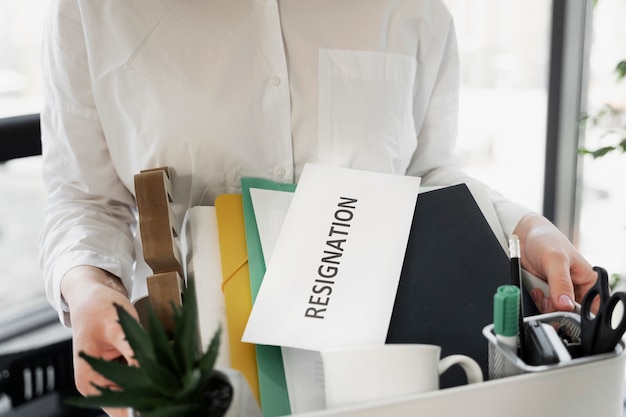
[542,297,550,312]
[559,295,575,310]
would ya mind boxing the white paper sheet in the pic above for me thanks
[243,164,421,350]
[249,187,323,413]
[246,165,421,413]
[249,188,294,266]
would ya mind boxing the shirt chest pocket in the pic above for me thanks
[317,49,418,174]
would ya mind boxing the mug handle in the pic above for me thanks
[438,355,483,384]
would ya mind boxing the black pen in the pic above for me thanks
[509,234,525,360]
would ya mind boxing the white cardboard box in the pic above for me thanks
[294,342,625,417]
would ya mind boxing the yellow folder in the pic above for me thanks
[215,194,260,404]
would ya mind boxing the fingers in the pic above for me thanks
[570,263,598,303]
[512,213,599,314]
[72,352,100,396]
[72,323,129,397]
[542,255,576,312]
[71,301,138,417]
[100,302,138,367]
[62,267,140,399]
[543,248,598,313]
[571,262,601,314]
[518,241,576,313]
[61,269,139,417]
[529,287,554,313]
[73,311,138,394]
[529,263,600,315]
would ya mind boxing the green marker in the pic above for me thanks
[494,285,520,351]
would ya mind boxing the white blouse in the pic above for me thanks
[39,0,530,325]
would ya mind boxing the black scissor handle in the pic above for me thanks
[594,291,626,354]
[580,267,609,355]
[581,266,626,355]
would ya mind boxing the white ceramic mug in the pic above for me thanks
[320,344,483,409]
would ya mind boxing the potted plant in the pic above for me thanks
[66,282,235,417]
[580,58,626,288]
[579,58,625,159]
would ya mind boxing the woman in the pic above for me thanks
[39,0,595,415]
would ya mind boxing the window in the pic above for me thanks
[0,156,47,313]
[578,0,626,282]
[445,0,626,283]
[0,1,46,314]
[443,0,552,214]
[0,0,45,118]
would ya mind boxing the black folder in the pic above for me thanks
[385,183,537,388]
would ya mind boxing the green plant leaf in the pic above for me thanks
[584,145,616,159]
[77,352,156,394]
[64,395,110,410]
[146,302,182,376]
[600,103,619,118]
[141,403,205,417]
[132,352,183,397]
[65,385,168,410]
[198,328,221,386]
[172,282,200,373]
[115,304,182,396]
[616,60,626,81]
[593,146,616,158]
[174,368,203,403]
[115,303,153,360]
[580,112,591,124]
[609,273,623,291]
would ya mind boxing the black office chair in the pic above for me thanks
[0,114,104,416]
[0,114,41,163]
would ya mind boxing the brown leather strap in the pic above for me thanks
[134,167,184,333]
[146,271,184,334]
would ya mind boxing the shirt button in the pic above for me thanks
[269,75,281,86]
[274,165,286,180]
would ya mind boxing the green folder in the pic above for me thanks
[241,178,296,417]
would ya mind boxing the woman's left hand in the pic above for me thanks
[512,213,598,313]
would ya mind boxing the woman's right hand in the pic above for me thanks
[61,266,138,417]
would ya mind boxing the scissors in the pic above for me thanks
[580,266,626,356]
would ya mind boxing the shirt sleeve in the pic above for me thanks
[39,0,137,326]
[406,5,532,238]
